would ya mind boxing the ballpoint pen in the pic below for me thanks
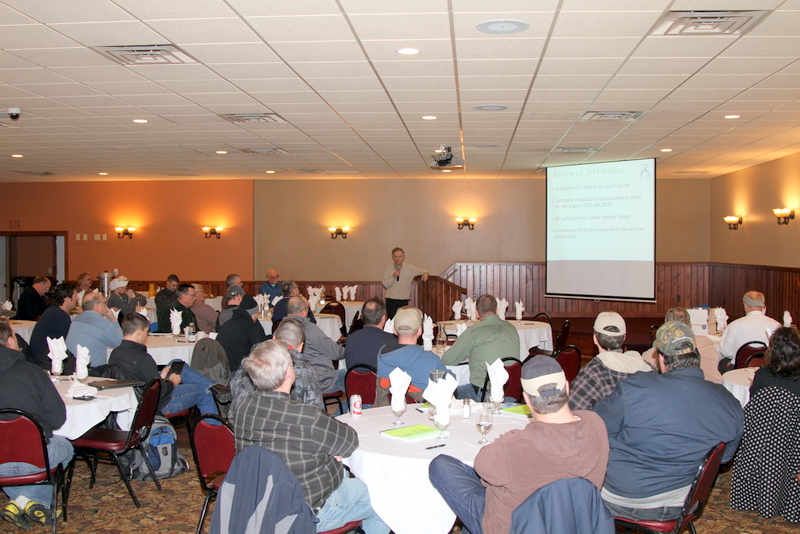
[425,444,446,450]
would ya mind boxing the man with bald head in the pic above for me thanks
[718,291,781,373]
[258,269,281,306]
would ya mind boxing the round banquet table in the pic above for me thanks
[144,334,197,366]
[442,320,552,360]
[53,377,138,439]
[10,320,37,343]
[337,403,529,534]
[722,368,756,408]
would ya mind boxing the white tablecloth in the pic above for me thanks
[442,320,552,360]
[723,368,756,408]
[315,314,344,341]
[10,320,36,342]
[338,404,528,534]
[53,378,138,439]
[315,301,363,328]
[145,335,197,366]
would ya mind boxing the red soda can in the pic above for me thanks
[350,395,363,417]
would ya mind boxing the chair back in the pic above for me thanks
[553,320,570,352]
[0,409,52,485]
[345,364,378,406]
[481,358,523,402]
[189,414,235,493]
[128,378,162,447]
[271,319,281,335]
[553,345,581,384]
[348,311,364,334]
[320,301,346,324]
[649,324,660,342]
[531,312,552,327]
[744,352,767,368]
[735,341,768,369]
[675,443,726,531]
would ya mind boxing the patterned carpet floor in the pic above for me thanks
[1,447,797,534]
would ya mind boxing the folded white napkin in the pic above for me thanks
[92,289,99,293]
[1,300,12,311]
[169,309,182,335]
[456,323,468,337]
[452,300,463,319]
[110,308,120,320]
[271,295,283,307]
[486,359,509,403]
[714,307,728,333]
[350,285,357,301]
[422,314,434,351]
[47,336,68,375]
[464,298,477,322]
[335,287,342,301]
[75,344,91,380]
[784,310,793,327]
[497,298,509,320]
[67,380,98,398]
[254,294,265,310]
[389,367,412,413]
[766,326,776,340]
[423,374,458,428]
[515,301,525,321]
[384,318,394,334]
[308,295,320,310]
[137,307,149,320]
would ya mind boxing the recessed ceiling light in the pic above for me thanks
[660,148,673,152]
[265,170,275,174]
[98,172,108,175]
[724,114,740,119]
[216,150,227,154]
[442,169,452,173]
[132,119,148,123]
[396,47,421,55]
[11,154,22,158]
[474,105,508,112]
[422,115,437,120]
[476,19,530,34]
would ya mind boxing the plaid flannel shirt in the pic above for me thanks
[569,357,640,411]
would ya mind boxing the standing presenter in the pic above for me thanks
[382,247,428,319]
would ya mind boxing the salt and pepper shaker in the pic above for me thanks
[462,398,471,419]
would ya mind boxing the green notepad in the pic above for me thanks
[381,424,439,440]
[502,404,532,418]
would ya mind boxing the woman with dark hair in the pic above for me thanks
[750,326,800,398]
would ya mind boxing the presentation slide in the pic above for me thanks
[546,158,655,301]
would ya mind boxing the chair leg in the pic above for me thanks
[134,442,162,491]
[110,452,142,508]
[196,489,216,534]
[688,521,698,534]
[87,457,98,489]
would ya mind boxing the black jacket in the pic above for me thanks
[217,306,268,372]
[108,339,173,412]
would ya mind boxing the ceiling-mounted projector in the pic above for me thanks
[430,145,465,169]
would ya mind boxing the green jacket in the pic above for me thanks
[442,314,520,387]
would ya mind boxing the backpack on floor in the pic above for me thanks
[119,415,189,480]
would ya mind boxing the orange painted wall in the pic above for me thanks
[0,180,254,281]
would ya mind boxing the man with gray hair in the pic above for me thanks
[272,280,316,324]
[287,296,345,397]
[429,355,609,534]
[718,291,781,372]
[190,283,218,333]
[66,293,122,372]
[382,247,428,319]
[234,339,389,533]
[569,311,653,410]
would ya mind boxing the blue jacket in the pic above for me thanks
[511,478,614,534]
[66,310,123,367]
[377,339,446,390]
[595,366,743,500]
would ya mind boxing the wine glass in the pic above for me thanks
[430,406,449,440]
[476,408,493,444]
[391,400,406,426]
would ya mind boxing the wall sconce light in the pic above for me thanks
[773,208,795,225]
[202,226,223,239]
[456,217,477,230]
[115,227,135,239]
[328,227,349,239]
[723,216,742,230]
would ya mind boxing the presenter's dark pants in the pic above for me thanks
[386,298,409,319]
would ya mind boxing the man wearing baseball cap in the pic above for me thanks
[595,321,743,522]
[429,355,609,534]
[569,311,653,410]
[107,275,147,319]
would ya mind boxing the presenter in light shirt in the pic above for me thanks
[382,247,428,319]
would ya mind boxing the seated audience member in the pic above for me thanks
[221,273,243,310]
[216,285,243,329]
[229,318,324,425]
[718,291,780,373]
[345,298,394,371]
[29,282,78,367]
[429,355,609,534]
[217,295,268,373]
[74,271,94,306]
[190,283,217,333]
[642,307,722,383]
[258,269,281,306]
[106,276,147,319]
[750,326,800,398]
[595,321,743,521]
[156,284,197,333]
[16,276,51,321]
[0,318,73,529]
[154,274,179,316]
[376,306,446,405]
[441,294,519,401]
[272,280,316,324]
[569,311,653,410]
[66,293,122,374]
[109,312,221,418]
[286,296,344,396]
[233,339,389,533]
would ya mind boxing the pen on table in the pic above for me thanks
[426,444,446,450]
[416,407,424,413]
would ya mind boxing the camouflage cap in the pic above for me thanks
[654,321,697,357]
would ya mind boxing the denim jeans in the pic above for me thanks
[455,383,482,402]
[428,454,485,534]
[162,359,218,417]
[0,436,73,507]
[315,477,389,533]
[603,500,684,521]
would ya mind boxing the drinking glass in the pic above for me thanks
[476,408,493,444]
[391,400,406,426]
[430,406,449,440]
[430,369,445,383]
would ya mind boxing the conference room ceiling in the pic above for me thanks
[1,0,800,182]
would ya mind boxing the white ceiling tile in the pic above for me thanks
[291,61,375,78]
[0,24,79,49]
[144,18,261,45]
[48,21,164,47]
[229,0,341,17]
[617,57,708,75]
[235,79,313,93]
[698,56,794,75]
[538,58,624,76]
[248,15,353,42]
[634,36,737,58]
[113,0,238,20]
[158,79,239,93]
[457,38,544,60]
[270,41,366,62]
[353,13,453,40]
[720,37,800,58]
[533,75,609,90]
[360,39,453,61]
[546,37,640,58]
[85,81,172,95]
[2,68,75,84]
[1,0,133,23]
[180,43,281,64]
[552,11,661,38]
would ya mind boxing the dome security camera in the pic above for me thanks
[7,108,20,121]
